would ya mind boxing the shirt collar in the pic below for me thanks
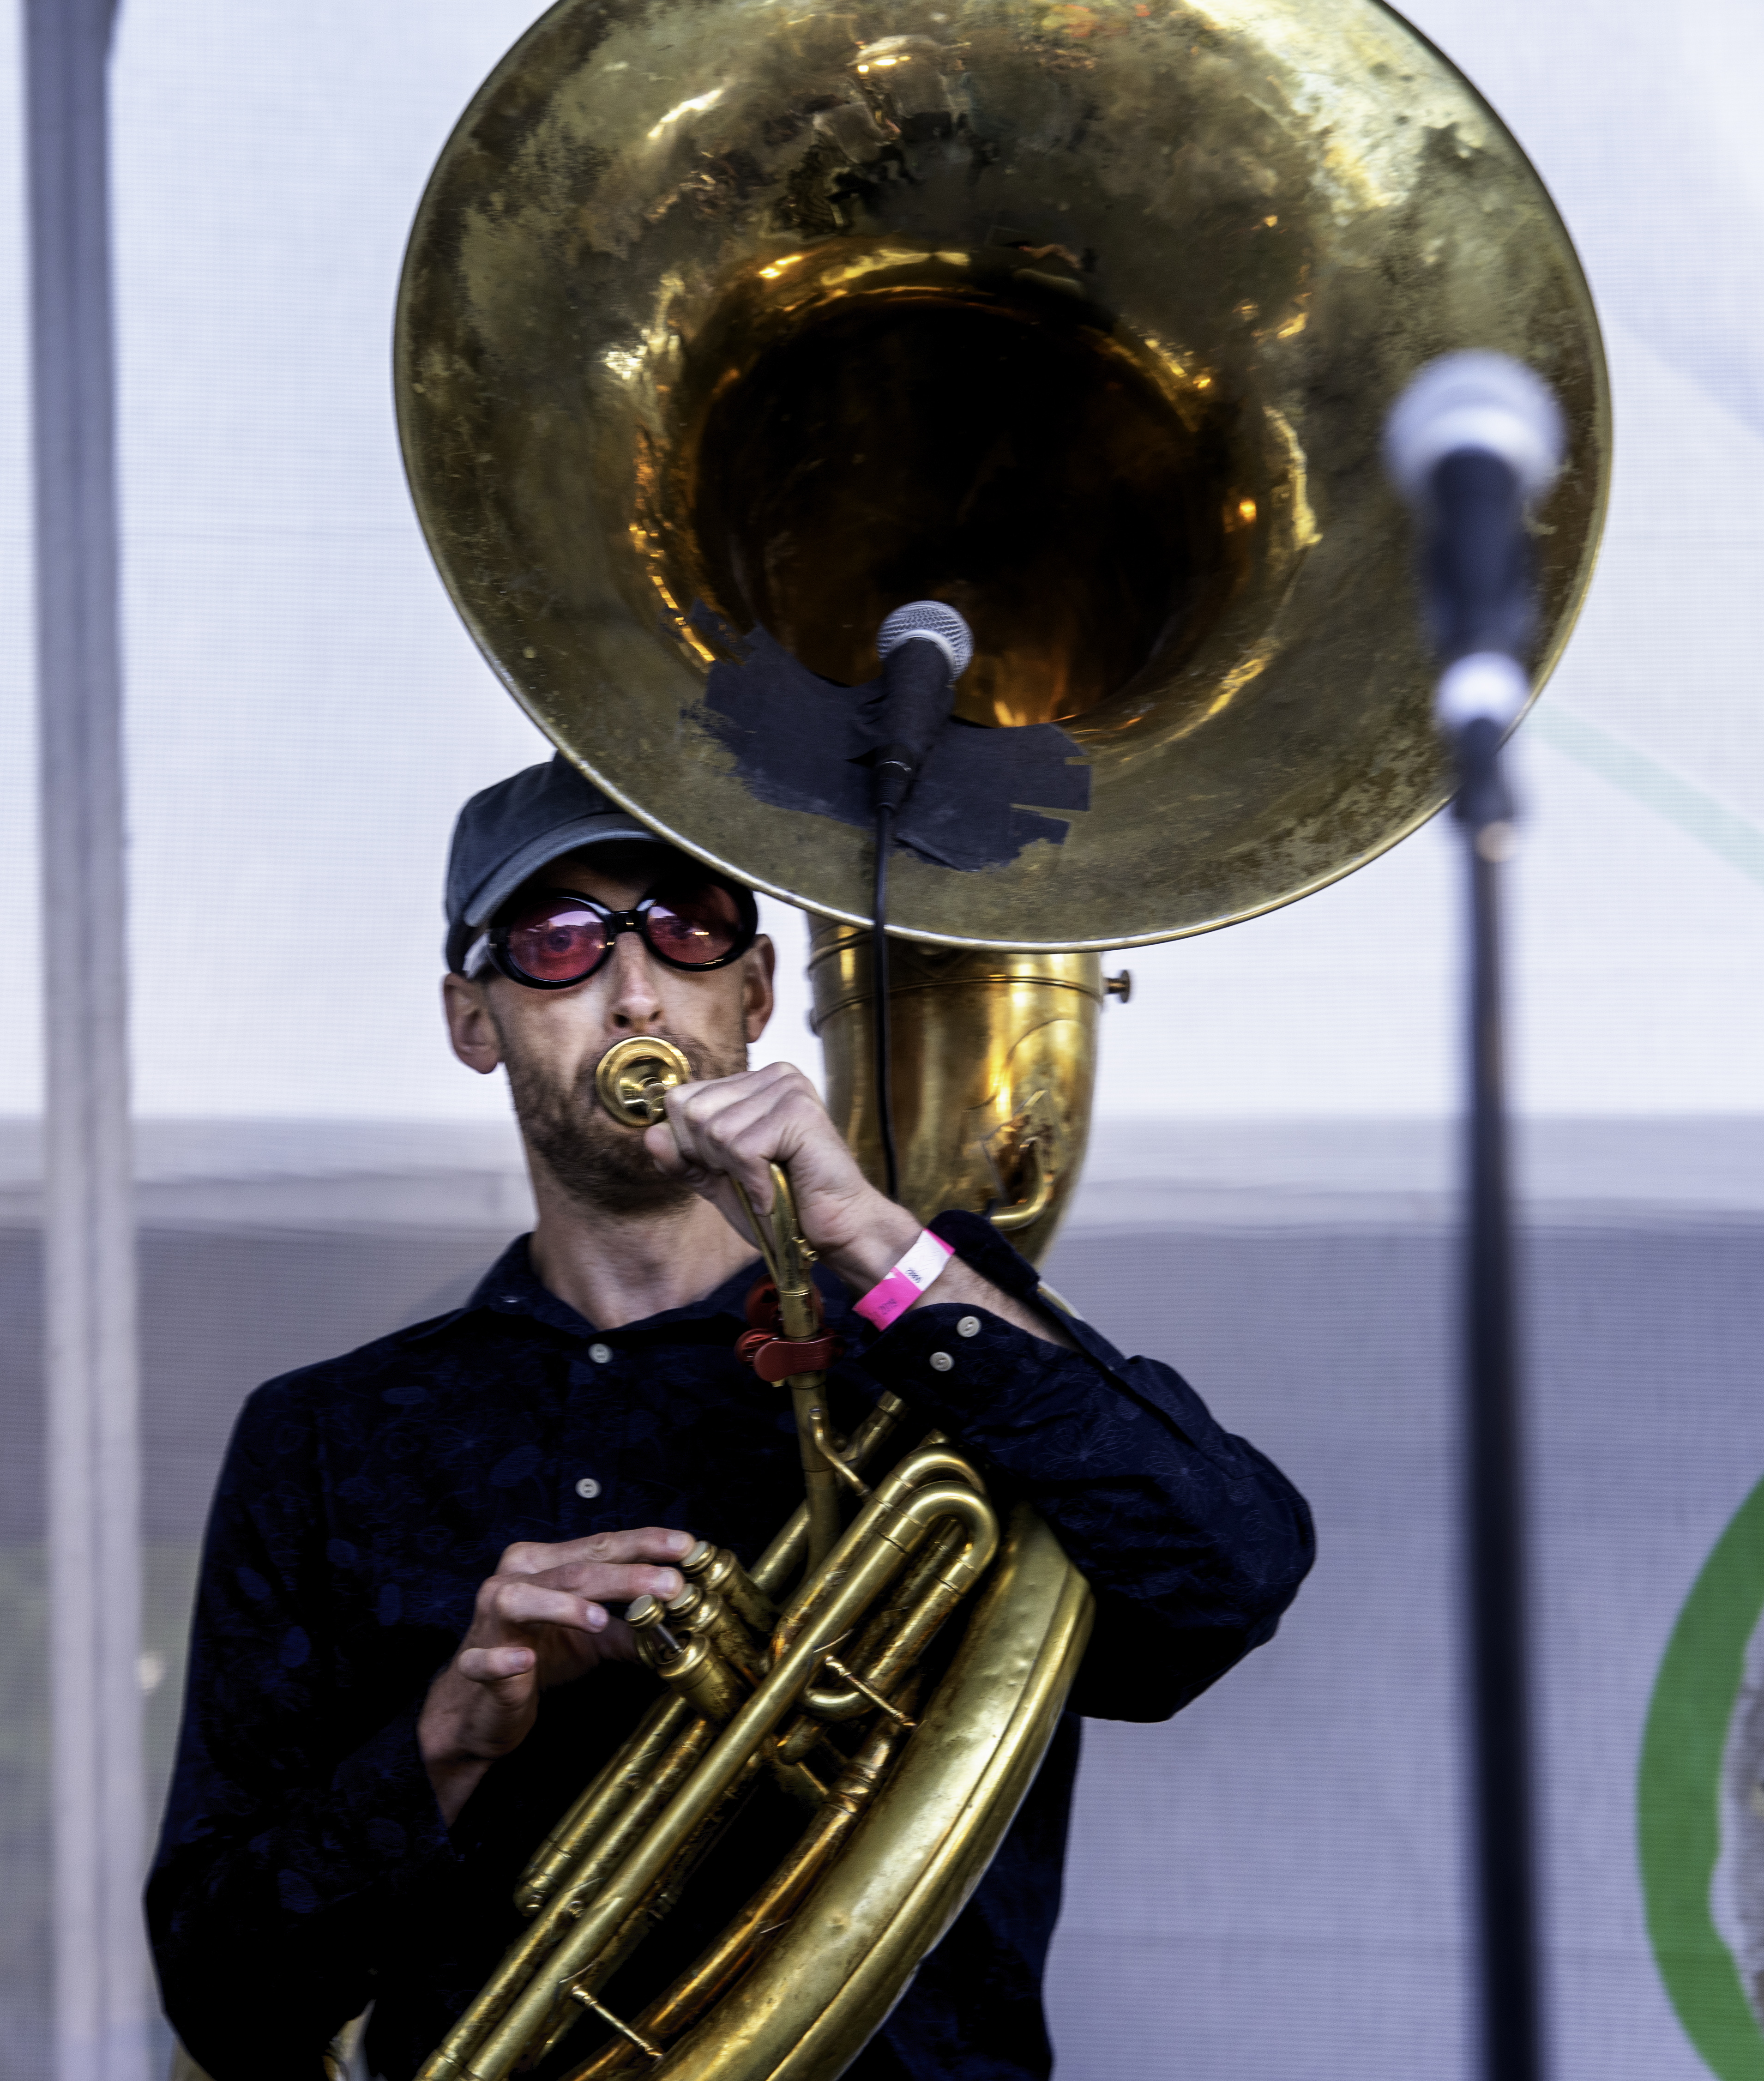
[466,1233,853,1343]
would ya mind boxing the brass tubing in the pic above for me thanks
[428,1399,926,2078]
[559,1699,921,2081]
[844,1518,969,1674]
[753,1507,807,1604]
[816,1657,916,1727]
[804,1580,967,1722]
[987,1138,1056,1232]
[801,1520,971,1721]
[772,1700,870,1772]
[654,1636,748,1726]
[767,1754,832,1810]
[789,1547,954,1734]
[771,1443,980,1659]
[801,1399,869,1500]
[546,1720,717,1919]
[839,1391,911,1481]
[802,1493,995,1724]
[791,1378,844,1573]
[665,1581,766,1686]
[748,1393,912,1602]
[529,1751,772,2069]
[681,1543,777,1639]
[807,925,1102,1260]
[421,1718,717,2081]
[516,1699,692,1916]
[462,1483,998,2081]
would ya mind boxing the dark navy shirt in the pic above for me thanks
[148,1211,1313,2081]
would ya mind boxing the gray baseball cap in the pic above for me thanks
[444,754,659,971]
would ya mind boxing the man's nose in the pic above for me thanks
[603,929,666,1030]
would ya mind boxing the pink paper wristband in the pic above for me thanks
[852,1228,954,1331]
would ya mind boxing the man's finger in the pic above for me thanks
[644,1116,690,1179]
[497,1527,693,1577]
[665,1080,793,1207]
[536,1560,684,1605]
[457,1644,535,1685]
[489,1581,608,1634]
[552,1527,694,1567]
[665,1071,784,1162]
[653,1083,731,1182]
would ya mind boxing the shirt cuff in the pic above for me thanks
[926,1208,1045,1303]
[852,1292,1087,1428]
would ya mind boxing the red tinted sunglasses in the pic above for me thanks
[485,879,759,990]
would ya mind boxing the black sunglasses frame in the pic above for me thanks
[484,880,759,991]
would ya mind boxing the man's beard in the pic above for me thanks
[499,1029,750,1219]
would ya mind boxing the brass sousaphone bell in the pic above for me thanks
[397,0,1607,2071]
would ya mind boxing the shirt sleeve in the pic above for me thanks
[146,1378,457,2081]
[849,1210,1316,1723]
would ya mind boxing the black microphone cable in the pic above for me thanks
[869,601,975,1203]
[872,800,899,1202]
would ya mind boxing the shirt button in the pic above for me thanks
[588,1343,613,1364]
[957,1315,981,1339]
[929,1351,954,1373]
[575,1476,602,1501]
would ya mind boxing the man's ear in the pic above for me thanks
[741,935,777,1044]
[442,971,505,1076]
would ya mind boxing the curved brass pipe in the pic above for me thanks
[560,1689,925,2081]
[987,1136,1057,1235]
[769,1442,984,1659]
[445,1481,999,2081]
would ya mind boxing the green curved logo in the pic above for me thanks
[1641,1474,1764,2077]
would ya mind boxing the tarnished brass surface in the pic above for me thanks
[682,1538,778,1639]
[595,1035,694,1127]
[809,916,1099,1262]
[420,1404,1055,2081]
[397,0,1607,952]
[730,1162,817,1339]
[652,1507,1092,2080]
[563,1698,921,2081]
[729,1161,848,1568]
[516,1697,697,1917]
[440,1475,1003,2079]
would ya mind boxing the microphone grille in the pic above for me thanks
[1384,350,1565,502]
[877,600,975,680]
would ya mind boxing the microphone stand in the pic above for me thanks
[1452,712,1541,2081]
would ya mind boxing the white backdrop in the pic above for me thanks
[1,0,1764,1126]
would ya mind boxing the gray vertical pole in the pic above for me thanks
[24,6,149,2081]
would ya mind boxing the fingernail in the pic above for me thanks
[657,1571,681,1597]
[586,1604,607,1629]
[668,1532,692,1554]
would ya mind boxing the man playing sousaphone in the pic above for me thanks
[148,754,1314,2081]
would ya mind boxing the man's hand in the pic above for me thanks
[419,1527,692,1824]
[647,1062,919,1292]
[646,1063,1072,1349]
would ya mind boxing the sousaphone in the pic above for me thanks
[395,0,1606,2071]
